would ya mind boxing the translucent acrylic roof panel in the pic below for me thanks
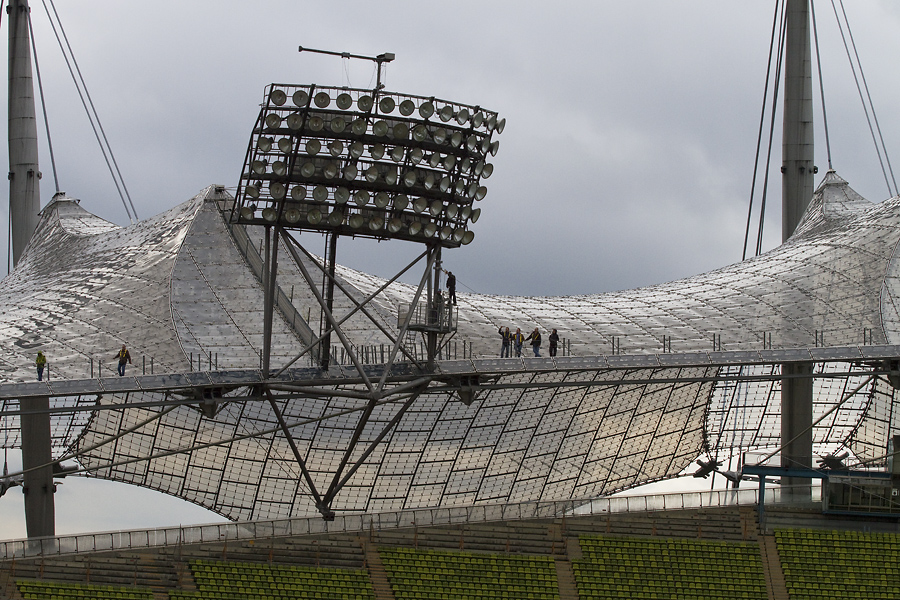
[4,171,900,521]
[71,365,713,519]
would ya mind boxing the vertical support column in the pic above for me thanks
[20,396,55,538]
[320,233,338,369]
[781,0,814,503]
[782,362,813,500]
[8,0,42,266]
[261,226,279,375]
[426,244,441,371]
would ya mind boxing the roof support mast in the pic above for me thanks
[9,0,55,539]
[782,0,815,239]
[781,0,815,501]
[8,0,41,265]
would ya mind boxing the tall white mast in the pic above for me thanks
[8,0,41,266]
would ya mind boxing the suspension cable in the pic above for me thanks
[39,0,140,222]
[27,10,59,192]
[836,0,897,197]
[755,2,788,258]
[743,0,784,261]
[810,1,833,172]
[1,0,9,276]
[829,0,896,198]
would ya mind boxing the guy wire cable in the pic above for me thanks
[40,0,140,222]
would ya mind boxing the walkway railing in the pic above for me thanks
[0,485,817,560]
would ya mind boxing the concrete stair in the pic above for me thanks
[361,539,395,600]
[554,559,580,600]
[758,535,790,600]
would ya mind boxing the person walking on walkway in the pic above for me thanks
[35,351,47,381]
[115,344,132,376]
[526,327,542,357]
[498,326,512,357]
[512,328,525,357]
[549,329,560,357]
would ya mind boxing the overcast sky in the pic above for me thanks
[3,0,900,539]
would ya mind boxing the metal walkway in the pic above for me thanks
[2,343,898,401]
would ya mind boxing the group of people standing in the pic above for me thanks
[498,326,560,358]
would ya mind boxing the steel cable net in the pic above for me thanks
[72,368,711,520]
[705,363,878,461]
[3,129,900,519]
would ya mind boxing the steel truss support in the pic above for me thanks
[318,381,429,515]
[278,231,428,372]
[263,378,431,520]
[250,224,453,518]
[263,388,326,513]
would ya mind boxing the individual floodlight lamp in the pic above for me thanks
[336,93,353,109]
[374,192,390,208]
[285,208,301,224]
[270,183,286,199]
[314,91,331,107]
[287,113,303,130]
[270,89,287,105]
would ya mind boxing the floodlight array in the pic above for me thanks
[233,84,505,247]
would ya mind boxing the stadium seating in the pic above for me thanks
[776,528,900,599]
[573,535,767,599]
[10,506,900,598]
[379,546,560,600]
[169,559,376,600]
[17,579,154,599]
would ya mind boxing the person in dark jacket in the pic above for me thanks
[549,329,560,357]
[115,344,132,376]
[498,326,512,357]
[445,270,457,305]
[511,328,525,357]
[525,327,542,357]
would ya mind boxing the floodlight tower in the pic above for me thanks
[232,49,504,376]
[229,50,504,518]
